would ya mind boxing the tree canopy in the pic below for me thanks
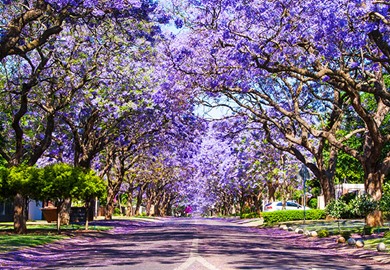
[1,0,390,231]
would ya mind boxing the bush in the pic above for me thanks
[240,205,252,215]
[341,231,351,239]
[113,207,122,216]
[308,198,318,209]
[362,226,373,236]
[317,229,330,238]
[383,211,390,221]
[383,230,390,238]
[262,209,326,224]
[340,192,358,204]
[240,212,260,219]
[350,194,378,218]
[325,199,349,219]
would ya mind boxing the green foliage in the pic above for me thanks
[380,182,390,212]
[341,231,351,239]
[308,198,318,209]
[0,163,106,206]
[40,163,80,202]
[240,205,252,215]
[40,164,106,204]
[0,166,8,200]
[240,212,260,219]
[325,199,349,219]
[339,192,358,204]
[384,230,390,238]
[113,207,122,216]
[0,157,6,169]
[262,210,326,224]
[334,151,364,184]
[6,166,40,197]
[325,193,390,220]
[292,190,303,202]
[305,179,321,200]
[317,229,330,238]
[349,194,378,217]
[363,226,373,236]
[0,234,67,253]
[72,168,106,201]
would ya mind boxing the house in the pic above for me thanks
[0,200,13,222]
[335,183,365,199]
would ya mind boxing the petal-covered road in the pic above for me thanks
[0,218,389,270]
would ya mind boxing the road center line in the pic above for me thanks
[175,237,219,270]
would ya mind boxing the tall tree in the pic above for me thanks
[167,0,390,226]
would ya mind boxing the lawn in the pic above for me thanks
[0,234,68,253]
[0,222,113,253]
[283,219,389,235]
[0,222,112,232]
[365,237,390,250]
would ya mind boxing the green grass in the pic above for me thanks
[0,222,113,254]
[283,220,372,235]
[364,237,390,252]
[282,219,390,253]
[0,223,112,231]
[0,234,68,253]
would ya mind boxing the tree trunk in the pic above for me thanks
[267,182,276,202]
[105,187,115,220]
[166,198,173,216]
[135,189,143,216]
[146,199,153,216]
[57,206,61,233]
[254,192,262,215]
[155,200,161,217]
[14,193,26,234]
[319,174,335,206]
[126,185,134,217]
[365,168,384,227]
[85,199,91,231]
[135,183,148,216]
[59,198,71,225]
[126,196,133,217]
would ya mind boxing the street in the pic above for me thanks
[1,218,388,270]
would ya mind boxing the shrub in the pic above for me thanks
[308,198,318,209]
[241,212,260,219]
[340,192,358,204]
[362,226,373,236]
[325,199,349,219]
[341,231,351,239]
[350,194,378,218]
[262,209,326,224]
[383,230,390,238]
[383,211,390,221]
[240,205,252,215]
[317,229,330,238]
[113,207,122,216]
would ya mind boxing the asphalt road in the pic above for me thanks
[1,218,389,270]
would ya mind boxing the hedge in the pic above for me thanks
[261,209,326,224]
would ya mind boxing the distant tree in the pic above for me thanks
[167,0,390,226]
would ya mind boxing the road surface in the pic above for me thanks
[0,217,388,269]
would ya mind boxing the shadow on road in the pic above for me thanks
[0,218,388,270]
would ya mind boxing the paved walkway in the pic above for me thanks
[0,218,389,269]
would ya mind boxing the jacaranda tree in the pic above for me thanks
[166,0,390,226]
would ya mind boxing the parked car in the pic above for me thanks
[264,201,311,212]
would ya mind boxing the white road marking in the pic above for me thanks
[175,237,219,270]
